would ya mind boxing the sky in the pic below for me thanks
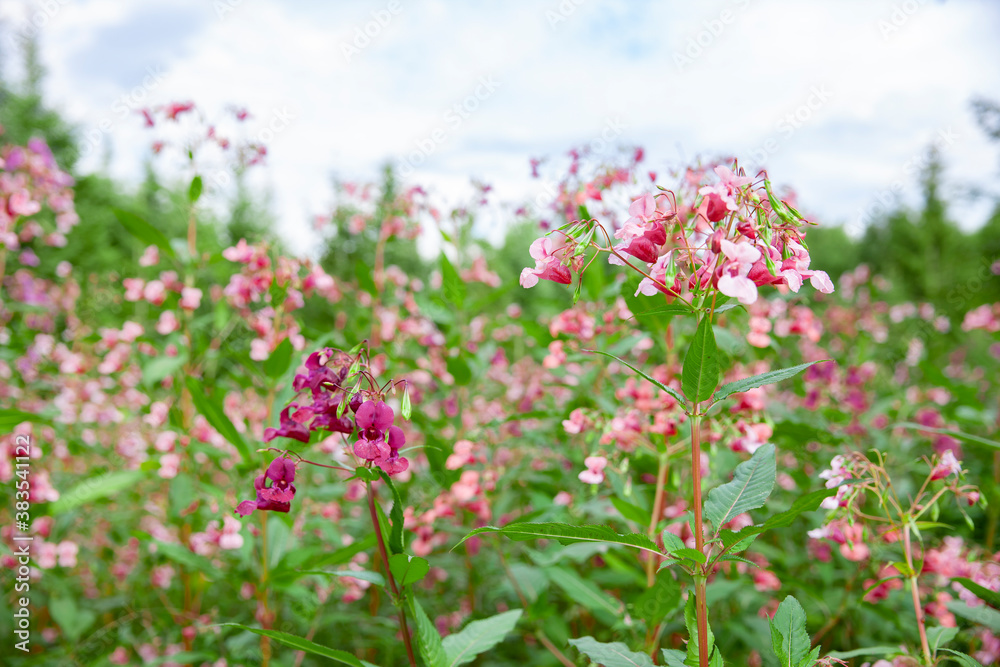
[1,0,999,255]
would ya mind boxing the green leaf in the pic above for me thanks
[661,648,687,667]
[939,648,985,666]
[713,360,826,403]
[389,554,430,587]
[0,408,52,430]
[378,470,405,555]
[442,609,522,666]
[189,174,203,202]
[218,625,363,666]
[683,595,716,667]
[49,596,96,642]
[718,528,758,555]
[440,252,466,308]
[151,540,218,577]
[946,600,1000,631]
[568,636,654,666]
[682,316,719,404]
[634,570,681,625]
[827,646,899,659]
[411,598,448,667]
[546,566,622,619]
[703,443,776,532]
[769,596,812,667]
[49,470,145,514]
[297,569,386,587]
[953,577,1000,609]
[457,522,661,555]
[446,354,472,386]
[142,353,188,387]
[893,423,1000,450]
[112,208,176,258]
[263,338,294,379]
[927,625,959,652]
[184,376,251,463]
[611,496,652,527]
[586,350,685,404]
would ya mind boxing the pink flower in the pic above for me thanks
[931,450,962,481]
[179,287,202,310]
[717,239,762,305]
[143,280,167,306]
[578,456,607,484]
[520,237,573,288]
[139,245,159,267]
[156,310,180,335]
[123,278,145,301]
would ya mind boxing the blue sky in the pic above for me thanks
[2,0,999,254]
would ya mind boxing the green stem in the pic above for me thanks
[366,481,417,667]
[902,523,932,665]
[645,451,669,587]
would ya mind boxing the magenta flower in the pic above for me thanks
[234,457,297,517]
[263,404,311,443]
[519,237,573,288]
[352,400,409,475]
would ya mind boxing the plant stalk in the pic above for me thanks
[902,523,931,665]
[366,481,418,667]
[646,451,669,587]
[690,408,709,667]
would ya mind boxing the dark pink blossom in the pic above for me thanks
[235,457,297,517]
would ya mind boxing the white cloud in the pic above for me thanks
[8,0,999,254]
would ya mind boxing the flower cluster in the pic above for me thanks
[234,456,297,517]
[520,163,835,307]
[1,136,78,254]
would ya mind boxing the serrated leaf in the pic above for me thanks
[568,636,654,666]
[389,554,429,587]
[769,595,811,667]
[684,595,716,667]
[263,338,294,379]
[953,577,1000,609]
[939,648,985,666]
[634,570,681,625]
[442,609,522,666]
[411,598,448,667]
[718,528,758,555]
[457,522,661,555]
[682,317,719,404]
[185,376,251,463]
[713,361,826,402]
[661,648,688,667]
[113,208,176,258]
[704,443,776,532]
[586,350,685,404]
[218,625,363,666]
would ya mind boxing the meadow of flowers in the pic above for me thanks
[2,99,1000,667]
